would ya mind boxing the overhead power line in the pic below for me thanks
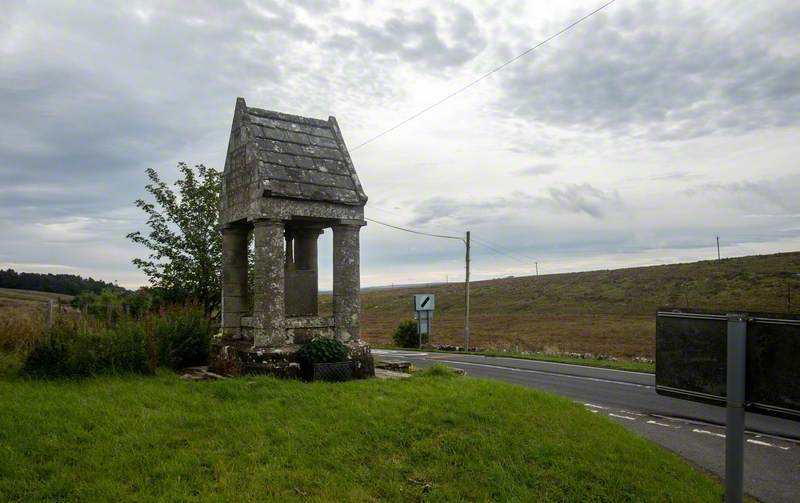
[471,239,534,266]
[365,217,464,241]
[351,0,618,151]
[366,215,539,265]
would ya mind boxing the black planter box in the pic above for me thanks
[304,361,353,382]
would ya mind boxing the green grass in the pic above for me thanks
[375,345,655,373]
[0,368,721,501]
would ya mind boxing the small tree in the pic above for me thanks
[127,163,221,316]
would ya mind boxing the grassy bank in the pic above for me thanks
[0,368,720,501]
[347,251,800,359]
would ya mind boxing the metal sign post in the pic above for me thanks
[414,294,435,349]
[726,314,746,503]
[656,308,800,503]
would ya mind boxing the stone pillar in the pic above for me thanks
[285,227,322,317]
[285,231,295,272]
[221,226,249,339]
[252,219,286,347]
[294,228,322,271]
[332,222,363,341]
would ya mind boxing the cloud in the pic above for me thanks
[335,5,486,69]
[685,174,800,213]
[1,0,799,287]
[546,183,622,219]
[409,182,622,226]
[517,163,558,176]
[495,0,800,140]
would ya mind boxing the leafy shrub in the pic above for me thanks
[297,337,349,366]
[150,304,212,370]
[392,319,424,348]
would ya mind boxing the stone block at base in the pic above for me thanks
[210,335,375,379]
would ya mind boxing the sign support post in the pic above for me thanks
[413,294,435,350]
[726,313,747,503]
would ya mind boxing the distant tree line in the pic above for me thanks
[0,269,126,296]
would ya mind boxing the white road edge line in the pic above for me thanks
[693,428,726,438]
[584,403,609,410]
[609,413,637,421]
[377,350,654,376]
[747,439,790,451]
[433,359,652,388]
[647,420,679,428]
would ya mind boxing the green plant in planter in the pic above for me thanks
[297,337,349,366]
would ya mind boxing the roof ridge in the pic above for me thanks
[245,106,330,128]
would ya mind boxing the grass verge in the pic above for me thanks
[374,345,655,373]
[0,366,717,501]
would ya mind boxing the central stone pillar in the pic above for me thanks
[294,228,322,271]
[332,222,363,341]
[252,218,286,346]
[285,227,322,317]
[221,226,249,339]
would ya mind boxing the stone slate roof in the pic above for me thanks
[237,98,367,206]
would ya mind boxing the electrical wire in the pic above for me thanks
[471,236,538,263]
[471,239,534,266]
[365,217,465,242]
[351,0,618,151]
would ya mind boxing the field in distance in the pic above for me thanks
[337,251,800,359]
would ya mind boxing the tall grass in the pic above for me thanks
[0,304,46,354]
[0,303,213,379]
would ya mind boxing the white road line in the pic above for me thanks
[609,413,637,421]
[620,409,645,416]
[373,350,429,357]
[589,410,598,413]
[451,353,654,376]
[378,349,654,377]
[747,439,790,451]
[647,420,680,428]
[584,403,609,410]
[693,428,726,438]
[432,359,652,388]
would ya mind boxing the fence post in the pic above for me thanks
[726,313,747,503]
[46,299,54,329]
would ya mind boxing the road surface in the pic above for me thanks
[374,350,800,503]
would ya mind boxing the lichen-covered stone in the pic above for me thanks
[219,97,367,226]
[214,98,371,379]
[209,335,375,379]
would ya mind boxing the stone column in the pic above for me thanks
[285,231,295,272]
[332,222,363,341]
[252,219,286,347]
[221,226,249,339]
[294,228,322,271]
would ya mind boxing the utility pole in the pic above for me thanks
[535,261,539,276]
[716,236,721,262]
[464,231,471,352]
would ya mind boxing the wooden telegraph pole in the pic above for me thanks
[464,231,471,352]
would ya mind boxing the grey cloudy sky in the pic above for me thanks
[1,0,798,289]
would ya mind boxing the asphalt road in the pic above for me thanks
[374,350,800,503]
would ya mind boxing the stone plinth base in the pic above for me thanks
[210,336,375,379]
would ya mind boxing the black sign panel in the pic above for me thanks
[656,308,800,420]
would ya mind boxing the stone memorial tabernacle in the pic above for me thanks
[210,98,373,377]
